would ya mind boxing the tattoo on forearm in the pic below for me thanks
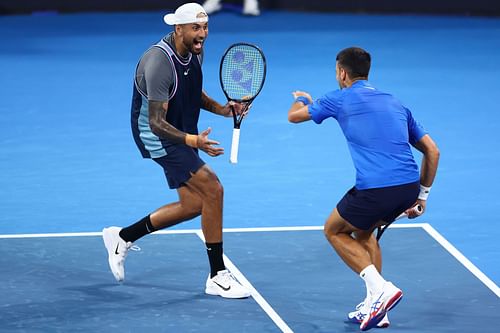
[148,101,186,144]
[201,93,221,114]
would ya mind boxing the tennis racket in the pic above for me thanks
[219,43,266,164]
[376,204,423,241]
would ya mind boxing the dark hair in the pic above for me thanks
[336,47,371,79]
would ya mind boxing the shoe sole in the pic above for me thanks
[205,286,251,299]
[361,290,402,331]
[347,315,390,328]
[347,316,362,324]
[348,317,390,329]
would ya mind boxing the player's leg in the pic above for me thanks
[185,164,223,244]
[186,164,250,298]
[352,229,381,305]
[327,185,406,330]
[102,187,202,283]
[102,148,205,283]
[324,214,378,325]
[325,214,401,331]
[120,186,203,242]
[324,208,372,273]
[149,186,203,229]
[349,229,390,328]
[353,230,381,272]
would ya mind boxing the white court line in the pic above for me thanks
[0,224,498,298]
[195,230,293,333]
[217,223,428,233]
[0,223,420,239]
[421,223,500,298]
[0,229,200,238]
[0,231,103,238]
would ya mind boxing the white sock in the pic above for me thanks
[359,282,370,312]
[360,264,385,294]
[364,282,370,301]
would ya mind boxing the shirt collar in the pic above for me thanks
[164,32,190,61]
[351,80,371,88]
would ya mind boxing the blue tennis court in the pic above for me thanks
[1,226,498,332]
[1,9,499,333]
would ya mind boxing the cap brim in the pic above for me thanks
[164,13,176,25]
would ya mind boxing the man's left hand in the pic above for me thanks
[220,101,251,118]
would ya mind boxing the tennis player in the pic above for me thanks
[287,47,440,330]
[102,3,250,299]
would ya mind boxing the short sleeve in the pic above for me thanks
[141,48,175,102]
[406,107,428,145]
[308,90,343,124]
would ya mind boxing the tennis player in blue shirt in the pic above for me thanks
[288,47,440,331]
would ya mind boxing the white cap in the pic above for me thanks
[164,3,209,25]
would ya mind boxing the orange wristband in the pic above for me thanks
[185,134,198,148]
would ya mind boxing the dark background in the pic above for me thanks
[1,0,499,16]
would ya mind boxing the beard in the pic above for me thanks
[185,38,204,55]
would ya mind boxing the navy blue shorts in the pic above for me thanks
[337,181,419,231]
[152,144,205,189]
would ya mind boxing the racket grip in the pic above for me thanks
[230,128,240,164]
[396,204,423,220]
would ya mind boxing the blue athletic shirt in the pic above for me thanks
[308,80,427,190]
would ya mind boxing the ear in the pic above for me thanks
[339,68,347,81]
[175,25,182,35]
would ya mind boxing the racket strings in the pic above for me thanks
[221,45,265,100]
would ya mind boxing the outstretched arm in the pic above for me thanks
[288,91,313,123]
[149,100,224,157]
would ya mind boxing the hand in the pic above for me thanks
[196,127,224,157]
[220,101,251,118]
[292,90,313,103]
[406,200,426,219]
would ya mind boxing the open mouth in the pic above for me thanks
[193,39,204,50]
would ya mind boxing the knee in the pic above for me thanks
[323,221,338,240]
[206,179,223,201]
[203,170,223,200]
[192,166,224,201]
[324,211,352,241]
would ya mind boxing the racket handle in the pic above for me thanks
[230,128,240,164]
[396,204,423,220]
